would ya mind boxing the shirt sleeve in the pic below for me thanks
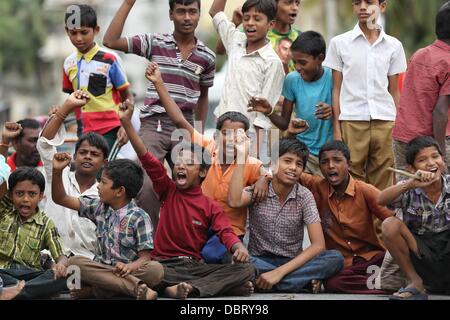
[127,33,153,59]
[200,58,216,88]
[439,69,450,96]
[37,120,67,183]
[282,74,296,102]
[0,155,10,185]
[138,151,174,201]
[109,58,130,91]
[210,202,241,251]
[364,183,395,220]
[212,12,239,54]
[133,211,154,252]
[44,218,66,260]
[388,42,408,76]
[78,196,102,223]
[323,37,343,72]
[62,67,74,94]
[301,188,321,225]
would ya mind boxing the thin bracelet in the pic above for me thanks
[267,106,275,116]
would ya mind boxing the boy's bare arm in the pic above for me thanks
[331,70,343,141]
[247,97,293,130]
[119,87,134,104]
[145,63,194,135]
[209,0,227,18]
[1,122,22,159]
[41,90,89,140]
[103,0,136,52]
[119,100,147,157]
[51,152,81,211]
[388,74,401,109]
[432,95,450,157]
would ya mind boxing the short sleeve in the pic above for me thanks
[301,189,321,225]
[282,73,296,102]
[439,70,450,96]
[62,67,74,94]
[78,196,102,223]
[388,42,407,76]
[127,33,153,58]
[109,59,130,91]
[200,58,216,88]
[323,37,343,72]
[44,218,66,260]
[133,212,154,251]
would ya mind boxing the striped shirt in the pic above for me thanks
[127,33,215,118]
[63,43,130,135]
[78,197,154,265]
[0,195,65,270]
[246,182,320,258]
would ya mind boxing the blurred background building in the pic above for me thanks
[0,0,447,123]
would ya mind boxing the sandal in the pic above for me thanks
[389,287,428,300]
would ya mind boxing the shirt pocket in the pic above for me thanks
[88,73,107,97]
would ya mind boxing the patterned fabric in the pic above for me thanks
[63,43,130,135]
[78,197,154,265]
[389,175,450,235]
[266,27,301,73]
[0,195,65,270]
[247,182,320,258]
[127,33,215,117]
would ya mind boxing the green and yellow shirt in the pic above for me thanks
[267,27,301,73]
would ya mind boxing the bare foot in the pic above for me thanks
[0,281,25,300]
[165,282,192,299]
[136,283,158,300]
[70,287,94,300]
[311,280,322,294]
[226,281,254,296]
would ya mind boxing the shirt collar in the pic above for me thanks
[267,181,299,201]
[238,40,275,60]
[68,171,98,196]
[433,40,450,51]
[351,23,386,44]
[328,174,356,198]
[77,43,100,62]
[15,209,46,226]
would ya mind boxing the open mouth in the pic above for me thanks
[285,172,297,180]
[176,172,188,186]
[19,205,32,215]
[289,13,297,20]
[327,172,340,182]
[246,28,257,36]
[81,162,93,168]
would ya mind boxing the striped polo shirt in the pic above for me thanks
[62,43,130,135]
[127,33,216,118]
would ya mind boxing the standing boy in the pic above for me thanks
[63,4,132,152]
[103,0,216,228]
[379,136,450,299]
[324,0,407,191]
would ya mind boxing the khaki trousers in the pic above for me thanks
[68,256,164,298]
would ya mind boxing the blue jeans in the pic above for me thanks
[251,250,344,292]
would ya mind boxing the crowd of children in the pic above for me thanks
[0,0,449,301]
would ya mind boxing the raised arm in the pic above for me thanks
[119,100,147,157]
[103,0,136,52]
[209,0,227,18]
[145,62,194,135]
[1,122,22,159]
[331,70,343,141]
[214,6,242,55]
[51,152,81,211]
[432,95,450,158]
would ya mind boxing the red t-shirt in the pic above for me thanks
[393,40,450,143]
[139,152,240,260]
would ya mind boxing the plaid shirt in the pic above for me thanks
[389,175,450,235]
[247,182,321,258]
[79,196,154,265]
[0,196,65,270]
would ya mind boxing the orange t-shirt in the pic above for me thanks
[300,173,394,267]
[193,130,263,235]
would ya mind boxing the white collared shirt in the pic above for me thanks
[37,122,98,259]
[213,12,285,130]
[324,23,407,121]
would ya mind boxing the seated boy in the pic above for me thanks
[145,62,269,264]
[0,130,69,299]
[38,90,109,259]
[293,134,394,294]
[120,100,256,299]
[379,136,450,299]
[228,135,343,293]
[52,157,163,300]
[248,31,334,176]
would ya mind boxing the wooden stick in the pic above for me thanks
[387,167,419,179]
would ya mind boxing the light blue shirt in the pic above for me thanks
[282,67,333,156]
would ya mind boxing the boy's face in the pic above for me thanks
[276,0,300,25]
[173,150,206,190]
[97,173,119,205]
[352,0,386,25]
[74,141,106,177]
[292,50,324,82]
[13,128,41,167]
[242,7,274,44]
[170,2,200,36]
[411,146,445,176]
[65,26,99,53]
[319,150,350,188]
[11,181,44,221]
[217,120,247,160]
[272,152,304,186]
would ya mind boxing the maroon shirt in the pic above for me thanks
[393,40,450,143]
[139,152,240,260]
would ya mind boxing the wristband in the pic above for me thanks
[267,106,275,116]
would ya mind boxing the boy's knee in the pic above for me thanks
[382,217,402,237]
[140,261,164,286]
[67,255,89,267]
[327,250,345,271]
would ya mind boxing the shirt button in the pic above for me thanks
[347,241,351,245]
